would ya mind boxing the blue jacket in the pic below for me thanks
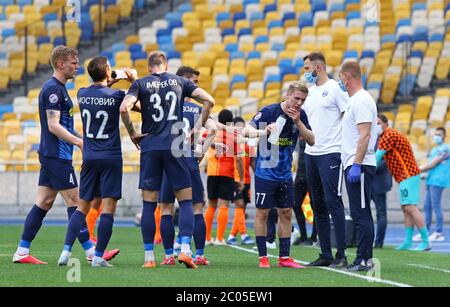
[372,160,393,194]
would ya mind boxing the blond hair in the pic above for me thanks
[50,45,78,70]
[148,51,167,68]
[287,81,309,95]
[340,61,362,80]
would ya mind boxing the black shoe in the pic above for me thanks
[346,263,372,272]
[329,257,348,268]
[305,256,333,267]
[292,237,303,246]
[374,243,383,249]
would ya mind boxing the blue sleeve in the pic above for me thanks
[376,149,387,167]
[182,78,198,98]
[249,108,268,129]
[300,110,311,130]
[127,80,140,98]
[43,86,63,111]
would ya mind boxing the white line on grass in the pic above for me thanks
[406,264,450,274]
[228,245,412,287]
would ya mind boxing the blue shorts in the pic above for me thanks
[139,150,191,191]
[79,159,122,201]
[399,175,421,206]
[38,155,78,191]
[159,167,204,204]
[254,176,294,209]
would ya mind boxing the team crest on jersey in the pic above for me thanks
[322,90,328,97]
[49,93,59,104]
[254,112,262,120]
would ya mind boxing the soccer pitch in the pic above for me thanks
[0,225,449,287]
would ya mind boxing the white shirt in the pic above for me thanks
[303,79,349,156]
[341,89,378,169]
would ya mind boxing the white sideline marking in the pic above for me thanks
[406,264,450,274]
[228,245,412,288]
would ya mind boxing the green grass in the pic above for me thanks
[0,225,449,287]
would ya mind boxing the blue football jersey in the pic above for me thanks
[250,103,311,181]
[38,77,74,160]
[181,101,202,169]
[127,72,198,152]
[77,85,125,161]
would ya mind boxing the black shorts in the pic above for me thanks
[79,159,123,201]
[234,183,251,204]
[207,176,235,201]
[38,155,77,191]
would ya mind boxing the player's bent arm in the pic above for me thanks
[243,124,267,138]
[191,88,215,127]
[354,122,372,164]
[46,110,82,149]
[201,119,218,154]
[120,94,138,136]
[295,120,315,147]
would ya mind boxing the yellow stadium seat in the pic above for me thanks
[253,27,268,36]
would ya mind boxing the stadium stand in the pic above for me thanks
[0,0,449,172]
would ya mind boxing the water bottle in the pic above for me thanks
[111,69,137,79]
[268,115,287,144]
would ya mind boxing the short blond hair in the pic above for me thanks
[148,51,167,68]
[50,46,78,69]
[340,61,362,80]
[287,81,309,95]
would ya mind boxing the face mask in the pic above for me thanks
[376,124,383,136]
[338,78,347,92]
[304,67,318,84]
[433,135,444,145]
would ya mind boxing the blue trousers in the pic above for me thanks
[305,153,346,259]
[371,191,387,246]
[424,185,445,233]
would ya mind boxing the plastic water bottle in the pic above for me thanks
[268,115,287,144]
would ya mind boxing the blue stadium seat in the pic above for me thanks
[159,43,175,54]
[225,43,238,53]
[128,44,142,53]
[0,0,14,5]
[361,50,375,59]
[398,75,416,96]
[279,59,293,68]
[268,20,283,29]
[233,12,246,22]
[294,58,304,72]
[230,51,246,59]
[243,0,259,7]
[177,3,192,13]
[397,34,412,44]
[17,0,32,7]
[330,3,345,14]
[264,74,281,88]
[0,13,5,21]
[222,28,235,37]
[271,43,284,52]
[346,11,361,22]
[53,37,66,46]
[282,12,296,24]
[44,13,58,25]
[157,35,172,45]
[111,42,126,53]
[230,75,246,89]
[238,28,252,37]
[0,52,7,59]
[263,4,277,15]
[396,19,411,30]
[367,82,381,90]
[281,67,296,78]
[37,36,51,45]
[0,104,13,120]
[101,50,114,61]
[166,12,183,23]
[412,26,428,43]
[298,13,313,28]
[247,51,261,60]
[2,28,15,38]
[167,50,181,59]
[381,34,396,44]
[412,3,426,11]
[311,1,327,14]
[66,82,75,90]
[168,20,183,31]
[254,35,269,45]
[131,51,147,61]
[156,28,171,37]
[104,0,116,8]
[216,12,231,23]
[410,50,423,58]
[430,34,444,42]
[250,12,264,23]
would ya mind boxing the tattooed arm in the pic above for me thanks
[47,109,83,150]
[120,94,146,150]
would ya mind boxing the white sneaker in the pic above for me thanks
[205,240,214,246]
[173,242,181,257]
[214,239,227,246]
[266,241,277,249]
[412,233,422,242]
[57,251,71,266]
[91,256,113,267]
[291,227,300,245]
[428,232,445,242]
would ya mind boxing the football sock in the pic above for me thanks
[178,200,194,238]
[64,210,87,252]
[256,236,267,257]
[160,215,175,254]
[86,207,100,239]
[419,227,430,245]
[18,204,48,254]
[279,237,290,258]
[67,206,91,246]
[181,236,191,255]
[141,201,157,248]
[204,206,216,241]
[95,213,114,257]
[194,213,206,253]
[216,207,229,241]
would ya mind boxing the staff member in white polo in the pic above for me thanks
[303,52,349,267]
[340,61,378,272]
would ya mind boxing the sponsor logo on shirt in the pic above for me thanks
[322,90,328,97]
[49,93,59,104]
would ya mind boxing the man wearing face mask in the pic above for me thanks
[371,114,393,249]
[339,61,378,272]
[416,127,450,242]
[376,115,431,251]
[302,52,350,268]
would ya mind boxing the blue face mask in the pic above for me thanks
[338,78,347,92]
[304,70,318,84]
[433,135,444,145]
